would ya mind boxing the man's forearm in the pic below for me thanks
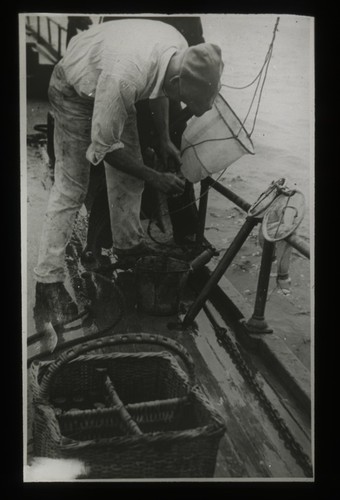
[149,96,170,141]
[103,147,185,195]
[104,148,158,184]
[149,96,182,169]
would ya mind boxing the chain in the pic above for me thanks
[65,230,125,327]
[66,235,91,310]
[65,229,313,475]
[205,308,313,477]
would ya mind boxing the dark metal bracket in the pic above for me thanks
[183,177,308,334]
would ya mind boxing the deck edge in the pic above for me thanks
[196,264,311,411]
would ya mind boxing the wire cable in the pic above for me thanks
[153,17,281,235]
[221,18,280,137]
[146,167,229,246]
[27,271,126,366]
[221,17,279,91]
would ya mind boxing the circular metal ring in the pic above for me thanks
[262,190,305,242]
[247,178,285,218]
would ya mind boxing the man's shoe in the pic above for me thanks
[113,241,160,258]
[35,282,78,326]
[80,247,111,270]
[173,233,197,246]
[113,242,163,270]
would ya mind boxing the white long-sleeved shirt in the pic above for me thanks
[57,19,188,165]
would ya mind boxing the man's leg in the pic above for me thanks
[136,99,199,245]
[104,112,146,253]
[34,82,92,322]
[167,101,199,244]
[167,180,199,244]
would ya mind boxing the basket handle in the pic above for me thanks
[37,333,196,401]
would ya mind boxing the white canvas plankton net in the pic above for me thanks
[180,17,280,184]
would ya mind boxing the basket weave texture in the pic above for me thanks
[30,334,226,478]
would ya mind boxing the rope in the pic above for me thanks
[248,45,274,137]
[149,17,281,237]
[221,17,279,90]
[221,17,280,137]
[220,31,274,91]
[181,135,237,156]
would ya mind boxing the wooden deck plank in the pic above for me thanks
[109,277,305,478]
[178,315,303,478]
[27,268,309,478]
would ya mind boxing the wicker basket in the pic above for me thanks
[30,333,226,479]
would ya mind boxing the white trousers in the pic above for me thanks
[34,66,144,283]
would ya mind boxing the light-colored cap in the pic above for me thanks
[179,43,224,114]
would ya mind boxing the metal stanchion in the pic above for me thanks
[195,178,210,246]
[183,216,259,327]
[285,233,310,259]
[184,178,309,335]
[245,239,276,334]
[205,177,251,212]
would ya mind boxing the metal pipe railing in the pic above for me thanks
[25,15,67,61]
[196,178,210,246]
[183,216,259,327]
[285,233,310,259]
[246,239,275,333]
[46,16,67,31]
[57,24,62,58]
[184,178,310,332]
[47,17,51,45]
[204,178,309,258]
[205,177,251,212]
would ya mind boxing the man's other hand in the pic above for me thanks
[151,172,185,196]
[159,139,182,172]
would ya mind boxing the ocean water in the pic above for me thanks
[200,14,314,238]
[24,14,313,374]
[25,13,314,237]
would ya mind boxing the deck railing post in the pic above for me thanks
[181,178,309,333]
[285,233,310,259]
[276,240,292,281]
[196,178,210,246]
[245,239,276,333]
[183,216,259,327]
[205,178,251,212]
[58,25,62,59]
[47,18,51,45]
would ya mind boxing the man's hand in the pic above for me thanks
[149,97,182,171]
[104,148,184,195]
[150,171,185,196]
